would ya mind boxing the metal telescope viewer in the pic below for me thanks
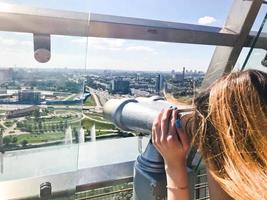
[104,96,201,200]
[103,96,193,134]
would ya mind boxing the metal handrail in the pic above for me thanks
[0,3,266,49]
[76,188,133,200]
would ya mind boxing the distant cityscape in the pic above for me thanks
[0,67,204,152]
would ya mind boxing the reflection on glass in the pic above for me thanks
[242,12,267,72]
[0,1,241,199]
[0,68,86,149]
[0,4,90,198]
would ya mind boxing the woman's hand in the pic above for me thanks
[152,108,190,200]
[152,108,190,170]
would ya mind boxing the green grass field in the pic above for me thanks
[5,132,65,144]
[81,118,115,131]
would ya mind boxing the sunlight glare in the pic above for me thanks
[0,2,12,12]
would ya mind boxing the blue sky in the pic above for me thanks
[0,0,266,72]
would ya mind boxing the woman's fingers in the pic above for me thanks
[161,108,173,142]
[176,125,190,152]
[168,109,177,136]
[168,109,183,148]
[153,108,190,153]
[152,109,164,146]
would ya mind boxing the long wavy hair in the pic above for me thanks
[191,70,267,200]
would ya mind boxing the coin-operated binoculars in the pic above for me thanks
[104,96,201,200]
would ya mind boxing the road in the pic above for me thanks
[0,104,95,111]
[85,86,102,107]
[91,93,101,107]
[62,93,78,101]
[86,86,113,106]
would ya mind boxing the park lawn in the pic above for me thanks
[84,114,104,121]
[22,116,81,127]
[81,118,115,131]
[84,96,96,106]
[54,110,69,114]
[16,132,65,144]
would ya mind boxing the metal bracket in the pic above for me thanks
[33,34,51,63]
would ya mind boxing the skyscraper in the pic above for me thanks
[155,74,164,94]
[0,68,13,84]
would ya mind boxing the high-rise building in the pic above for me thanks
[111,80,130,94]
[155,74,164,94]
[182,67,185,80]
[171,70,176,79]
[0,68,13,84]
[18,90,41,104]
[175,74,184,81]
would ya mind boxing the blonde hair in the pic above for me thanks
[191,70,267,200]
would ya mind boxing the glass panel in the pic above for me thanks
[242,12,267,72]
[0,3,89,200]
[85,38,214,104]
[2,1,264,199]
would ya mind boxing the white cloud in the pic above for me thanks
[71,38,87,44]
[89,38,125,51]
[0,36,32,47]
[0,37,17,46]
[20,40,32,47]
[72,38,126,51]
[198,16,216,25]
[126,46,156,53]
[72,38,157,54]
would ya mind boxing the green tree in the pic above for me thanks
[17,122,23,128]
[12,137,17,144]
[0,128,3,153]
[38,121,43,132]
[28,124,33,132]
[32,109,41,121]
[51,124,56,132]
[64,120,68,129]
[43,108,49,115]
[21,140,28,147]
[59,121,64,131]
[3,136,11,146]
[43,123,47,132]
[33,123,38,134]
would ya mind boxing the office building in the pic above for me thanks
[111,80,130,94]
[18,90,41,104]
[0,68,13,84]
[155,74,164,93]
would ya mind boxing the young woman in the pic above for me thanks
[152,70,267,200]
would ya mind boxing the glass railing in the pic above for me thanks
[0,137,149,199]
[0,1,266,200]
[0,3,90,198]
[242,12,267,72]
